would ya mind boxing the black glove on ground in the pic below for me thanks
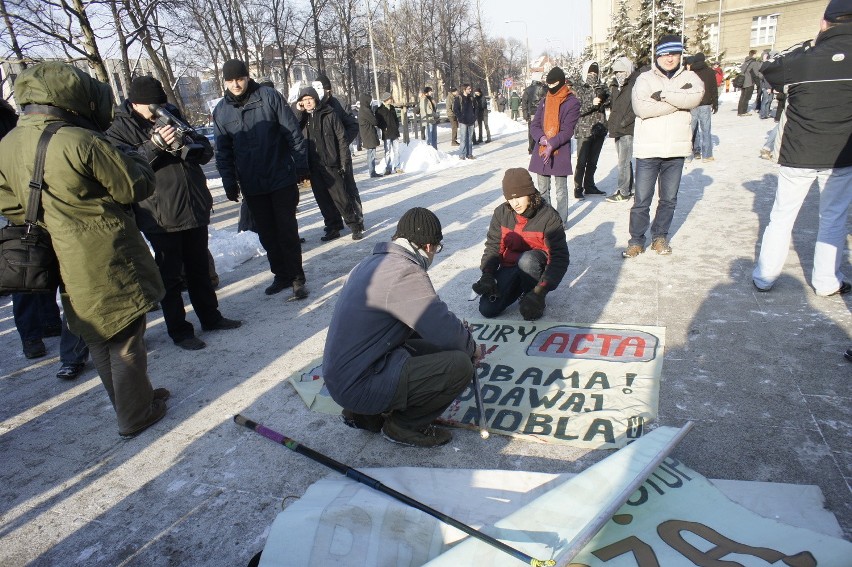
[650,91,662,101]
[224,183,240,202]
[519,286,547,321]
[472,273,499,298]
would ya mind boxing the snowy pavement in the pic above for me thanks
[0,90,850,565]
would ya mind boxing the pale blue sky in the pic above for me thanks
[482,0,592,58]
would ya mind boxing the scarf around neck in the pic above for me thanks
[539,84,571,160]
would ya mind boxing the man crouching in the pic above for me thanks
[322,207,481,447]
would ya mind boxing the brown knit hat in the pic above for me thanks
[502,168,537,200]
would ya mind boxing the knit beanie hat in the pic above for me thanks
[222,59,249,81]
[545,67,566,85]
[824,0,852,21]
[128,76,167,105]
[380,91,392,102]
[655,35,684,56]
[502,168,537,200]
[393,207,443,246]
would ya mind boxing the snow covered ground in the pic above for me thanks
[1,89,849,565]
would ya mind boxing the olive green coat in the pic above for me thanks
[0,62,164,343]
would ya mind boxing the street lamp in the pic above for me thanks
[545,38,564,67]
[506,20,530,87]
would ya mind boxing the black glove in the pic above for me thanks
[650,91,662,101]
[712,105,718,114]
[681,83,693,89]
[518,286,547,321]
[471,273,499,298]
[224,183,240,202]
[296,168,311,183]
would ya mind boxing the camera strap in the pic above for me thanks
[26,121,66,228]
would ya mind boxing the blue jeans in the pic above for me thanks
[537,174,569,222]
[60,314,89,364]
[12,292,88,363]
[690,105,713,158]
[628,157,684,247]
[383,139,400,172]
[614,136,634,196]
[459,123,474,158]
[759,88,773,119]
[425,123,437,149]
[366,147,379,175]
[478,250,547,318]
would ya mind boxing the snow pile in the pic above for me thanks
[399,140,460,174]
[207,226,265,273]
[488,111,527,135]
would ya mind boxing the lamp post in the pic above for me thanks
[506,20,530,87]
[364,0,380,98]
[545,38,564,68]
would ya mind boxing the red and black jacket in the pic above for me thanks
[479,201,569,291]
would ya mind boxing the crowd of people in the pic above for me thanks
[1,0,849,445]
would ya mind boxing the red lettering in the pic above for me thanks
[615,337,646,357]
[570,334,595,354]
[539,332,570,354]
[597,334,622,356]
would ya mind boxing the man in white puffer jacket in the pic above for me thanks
[623,35,704,258]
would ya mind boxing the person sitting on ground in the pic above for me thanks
[472,168,570,321]
[322,207,481,448]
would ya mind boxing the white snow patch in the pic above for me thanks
[207,227,266,273]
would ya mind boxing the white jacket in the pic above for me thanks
[631,65,704,158]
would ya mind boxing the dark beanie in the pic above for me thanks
[545,67,566,84]
[825,0,852,21]
[393,207,443,246]
[502,168,537,200]
[222,59,249,81]
[128,76,167,105]
[655,35,684,56]
[315,74,332,90]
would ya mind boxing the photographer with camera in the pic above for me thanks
[573,61,610,199]
[106,76,241,351]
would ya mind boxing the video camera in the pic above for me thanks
[148,104,205,161]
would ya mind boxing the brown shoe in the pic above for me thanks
[622,244,645,259]
[119,398,167,439]
[651,237,672,255]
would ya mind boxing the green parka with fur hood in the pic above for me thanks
[0,62,164,343]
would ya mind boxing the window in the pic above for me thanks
[751,14,778,47]
[707,22,719,53]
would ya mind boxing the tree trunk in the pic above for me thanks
[70,0,109,82]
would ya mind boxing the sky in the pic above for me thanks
[481,0,592,60]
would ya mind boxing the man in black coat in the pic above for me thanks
[472,87,491,144]
[295,87,364,241]
[453,84,477,159]
[107,76,241,350]
[521,73,546,153]
[375,92,403,174]
[213,59,309,301]
[605,58,639,203]
[688,53,720,161]
[357,93,382,177]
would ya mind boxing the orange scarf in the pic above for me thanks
[539,84,571,160]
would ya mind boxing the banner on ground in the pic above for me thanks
[288,319,665,449]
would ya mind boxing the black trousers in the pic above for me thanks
[574,131,606,191]
[311,165,363,232]
[244,188,305,285]
[738,86,754,114]
[146,227,221,342]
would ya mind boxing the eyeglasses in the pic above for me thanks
[434,242,444,253]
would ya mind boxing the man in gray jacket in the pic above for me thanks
[322,207,481,447]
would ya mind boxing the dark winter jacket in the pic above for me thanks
[453,93,476,125]
[0,62,163,343]
[528,88,581,177]
[322,240,476,414]
[324,94,359,145]
[106,100,213,234]
[689,54,720,110]
[763,23,852,169]
[357,94,380,149]
[473,93,488,120]
[607,68,640,138]
[479,201,569,292]
[296,87,351,173]
[521,81,546,121]
[375,102,400,141]
[213,81,307,197]
[0,99,16,137]
[573,61,610,138]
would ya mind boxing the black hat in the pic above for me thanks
[545,67,566,84]
[128,76,167,105]
[315,73,332,90]
[502,168,537,200]
[223,59,249,81]
[450,86,458,93]
[825,0,852,21]
[393,207,443,246]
